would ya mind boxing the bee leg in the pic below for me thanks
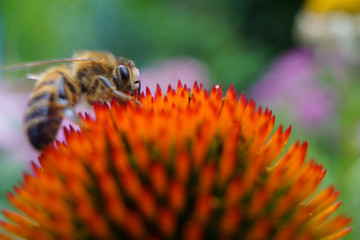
[135,80,141,99]
[57,75,82,125]
[98,75,141,105]
[61,107,81,123]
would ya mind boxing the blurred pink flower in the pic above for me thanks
[0,85,91,164]
[139,57,211,94]
[0,86,38,163]
[249,48,335,130]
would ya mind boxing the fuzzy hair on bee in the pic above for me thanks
[7,50,141,150]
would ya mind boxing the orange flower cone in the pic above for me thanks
[0,81,351,239]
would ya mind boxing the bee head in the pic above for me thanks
[113,58,140,95]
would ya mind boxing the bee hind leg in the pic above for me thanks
[57,75,82,126]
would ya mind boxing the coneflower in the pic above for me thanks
[0,81,351,240]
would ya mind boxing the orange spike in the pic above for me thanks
[79,203,112,239]
[105,196,127,224]
[167,85,173,94]
[225,178,244,206]
[223,85,237,110]
[133,88,139,99]
[247,115,275,159]
[273,224,296,240]
[248,189,269,217]
[277,142,308,184]
[168,181,185,213]
[0,232,17,240]
[321,227,352,240]
[125,211,145,239]
[220,207,242,235]
[246,218,271,240]
[199,83,204,91]
[194,194,212,223]
[290,164,326,204]
[310,201,342,228]
[0,221,24,237]
[227,83,234,92]
[146,86,152,97]
[233,94,247,122]
[266,165,283,195]
[158,207,176,237]
[316,215,352,238]
[210,84,221,103]
[204,90,210,99]
[175,151,190,184]
[272,191,296,219]
[218,138,237,184]
[122,169,143,200]
[145,87,154,110]
[193,81,199,92]
[177,80,183,93]
[7,192,40,223]
[155,84,163,101]
[199,164,216,193]
[150,163,168,197]
[306,186,339,214]
[183,221,203,240]
[137,189,156,220]
[263,125,292,166]
[1,210,36,228]
[0,220,51,240]
[242,155,263,194]
[29,162,42,178]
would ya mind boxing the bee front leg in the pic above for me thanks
[98,75,141,105]
[134,80,141,99]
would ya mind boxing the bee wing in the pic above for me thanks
[1,57,99,72]
[25,74,41,80]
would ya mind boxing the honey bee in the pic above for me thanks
[4,50,141,150]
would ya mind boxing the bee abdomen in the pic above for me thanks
[25,92,63,150]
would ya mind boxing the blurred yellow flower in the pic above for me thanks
[296,0,360,61]
[0,82,351,239]
[304,0,360,13]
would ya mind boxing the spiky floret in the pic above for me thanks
[0,81,351,239]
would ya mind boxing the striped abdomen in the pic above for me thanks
[25,72,65,150]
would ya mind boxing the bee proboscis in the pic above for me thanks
[4,50,141,150]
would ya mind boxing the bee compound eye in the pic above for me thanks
[118,65,129,82]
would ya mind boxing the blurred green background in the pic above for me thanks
[0,0,359,239]
[0,0,303,89]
